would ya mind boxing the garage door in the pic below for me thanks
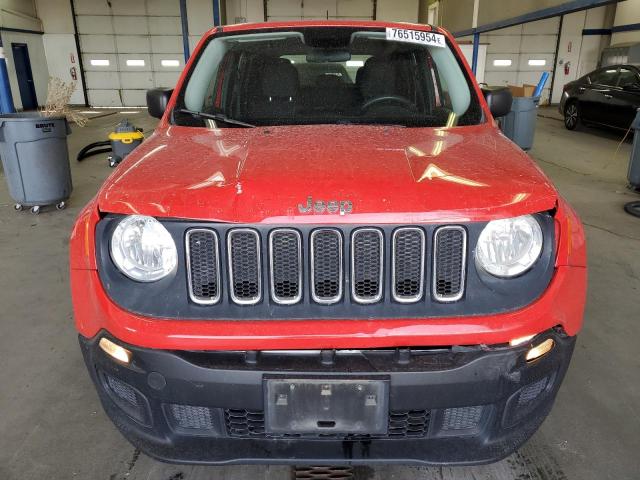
[266,0,374,21]
[482,17,558,104]
[74,0,185,107]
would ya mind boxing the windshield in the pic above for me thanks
[174,27,483,128]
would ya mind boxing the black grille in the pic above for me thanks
[186,230,220,304]
[228,229,261,304]
[518,376,549,406]
[270,229,302,304]
[225,409,265,437]
[441,405,483,431]
[392,228,425,302]
[185,224,471,308]
[311,229,343,303]
[351,229,383,303]
[106,375,138,405]
[225,409,430,439]
[433,227,466,302]
[169,404,215,430]
[388,410,430,437]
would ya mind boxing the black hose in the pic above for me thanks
[77,141,111,162]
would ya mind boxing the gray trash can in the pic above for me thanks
[627,108,640,191]
[500,96,539,151]
[0,113,72,214]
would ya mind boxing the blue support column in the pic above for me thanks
[471,31,480,76]
[0,34,16,114]
[213,0,221,26]
[179,0,190,62]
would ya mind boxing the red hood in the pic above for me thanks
[97,124,557,223]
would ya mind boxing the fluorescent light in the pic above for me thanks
[90,59,109,66]
[528,59,546,66]
[126,59,145,67]
[493,59,512,67]
[119,111,140,114]
[346,60,365,67]
[161,59,180,67]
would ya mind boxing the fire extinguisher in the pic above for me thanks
[564,61,571,76]
[70,66,77,81]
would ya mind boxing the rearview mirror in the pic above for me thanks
[306,49,351,63]
[481,86,513,118]
[146,88,173,119]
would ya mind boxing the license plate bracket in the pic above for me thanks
[264,377,389,435]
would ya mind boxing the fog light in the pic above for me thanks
[525,338,554,362]
[99,337,132,364]
[510,334,535,347]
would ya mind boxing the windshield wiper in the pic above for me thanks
[174,108,255,128]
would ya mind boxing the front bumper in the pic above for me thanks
[80,328,575,466]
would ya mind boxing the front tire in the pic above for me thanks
[564,102,579,130]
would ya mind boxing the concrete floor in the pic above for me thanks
[0,111,639,479]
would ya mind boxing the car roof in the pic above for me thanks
[217,20,441,34]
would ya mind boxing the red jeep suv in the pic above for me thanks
[70,21,587,465]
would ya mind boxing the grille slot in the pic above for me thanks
[433,226,467,302]
[441,405,484,431]
[225,409,265,437]
[392,228,425,303]
[518,376,549,406]
[311,229,343,304]
[351,229,384,304]
[105,375,138,406]
[186,229,221,304]
[225,409,430,439]
[269,229,302,304]
[388,410,430,438]
[169,404,215,430]
[227,229,262,305]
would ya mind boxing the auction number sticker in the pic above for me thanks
[385,28,446,48]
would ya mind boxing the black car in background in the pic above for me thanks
[560,64,640,131]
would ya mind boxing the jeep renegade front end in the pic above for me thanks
[71,21,587,465]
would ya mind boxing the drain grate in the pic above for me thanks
[293,466,354,479]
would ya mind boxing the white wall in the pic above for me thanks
[612,0,640,44]
[0,31,49,110]
[226,0,264,23]
[35,0,85,105]
[458,43,487,83]
[0,0,49,110]
[226,0,418,23]
[550,6,611,104]
[0,0,41,31]
[377,0,418,22]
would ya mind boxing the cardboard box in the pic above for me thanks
[508,84,536,97]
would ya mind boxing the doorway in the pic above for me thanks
[11,43,38,110]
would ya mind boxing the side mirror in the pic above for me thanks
[481,86,513,118]
[146,88,173,119]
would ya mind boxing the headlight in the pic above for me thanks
[475,214,543,277]
[110,215,177,282]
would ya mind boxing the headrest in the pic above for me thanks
[262,58,299,98]
[359,57,397,99]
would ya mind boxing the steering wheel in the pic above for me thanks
[361,95,416,112]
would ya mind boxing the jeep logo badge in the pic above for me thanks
[298,196,353,215]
